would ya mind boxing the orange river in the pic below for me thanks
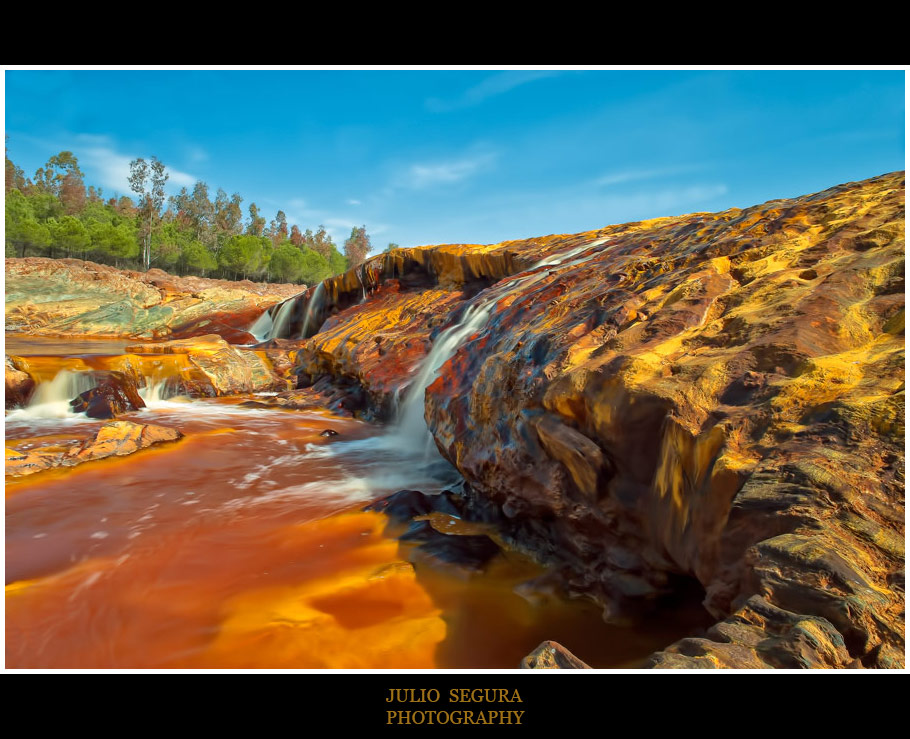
[5,339,709,669]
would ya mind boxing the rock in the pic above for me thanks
[5,355,34,408]
[320,429,339,437]
[284,171,905,668]
[70,371,146,418]
[520,641,592,669]
[124,335,282,396]
[407,529,501,579]
[5,258,299,341]
[365,489,463,522]
[5,420,183,478]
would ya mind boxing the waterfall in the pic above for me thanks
[248,309,273,342]
[138,375,180,406]
[300,282,326,339]
[17,370,97,419]
[269,296,299,341]
[390,236,611,448]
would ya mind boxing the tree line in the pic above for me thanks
[5,144,381,285]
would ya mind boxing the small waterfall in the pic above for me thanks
[18,370,97,419]
[393,303,493,447]
[389,236,611,449]
[138,376,179,406]
[269,296,299,341]
[248,309,273,342]
[300,282,326,339]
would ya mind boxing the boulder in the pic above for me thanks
[5,355,34,408]
[6,420,183,478]
[70,371,146,418]
[520,641,592,669]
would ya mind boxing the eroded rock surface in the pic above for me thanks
[5,420,183,478]
[5,355,35,408]
[5,258,299,340]
[520,641,592,669]
[124,335,284,396]
[292,171,905,668]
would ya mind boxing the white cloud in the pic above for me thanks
[347,199,362,206]
[77,143,197,195]
[426,71,559,113]
[595,165,703,188]
[403,152,496,190]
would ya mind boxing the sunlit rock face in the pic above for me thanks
[5,355,35,408]
[6,420,182,477]
[4,258,300,340]
[124,335,284,396]
[292,171,905,668]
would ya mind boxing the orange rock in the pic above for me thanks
[6,421,183,478]
[289,171,905,669]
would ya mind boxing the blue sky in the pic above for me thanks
[4,69,905,250]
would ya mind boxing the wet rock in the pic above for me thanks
[365,489,463,522]
[320,429,339,437]
[6,421,183,478]
[520,641,592,669]
[288,171,905,668]
[124,334,282,396]
[70,371,145,418]
[5,355,34,408]
[407,529,501,579]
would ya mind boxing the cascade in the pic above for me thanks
[389,236,611,449]
[248,309,273,342]
[300,282,326,339]
[16,370,97,419]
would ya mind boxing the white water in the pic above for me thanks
[300,282,326,339]
[248,309,273,342]
[388,236,612,452]
[9,370,97,420]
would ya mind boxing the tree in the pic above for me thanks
[344,225,371,266]
[299,247,331,285]
[88,221,139,264]
[6,190,50,257]
[270,242,306,282]
[385,242,399,252]
[247,203,265,236]
[328,246,348,275]
[219,234,266,280]
[289,224,304,247]
[49,216,90,258]
[179,241,217,276]
[128,156,168,270]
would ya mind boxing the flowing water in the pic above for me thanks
[5,248,710,669]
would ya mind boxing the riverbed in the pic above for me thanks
[5,338,709,668]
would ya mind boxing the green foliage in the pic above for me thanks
[299,247,331,285]
[48,216,91,257]
[270,242,306,282]
[328,246,348,275]
[219,234,267,278]
[88,221,139,260]
[179,241,218,274]
[5,189,50,256]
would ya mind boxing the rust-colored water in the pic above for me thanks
[6,349,710,669]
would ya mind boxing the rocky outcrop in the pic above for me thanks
[5,258,299,341]
[5,355,35,408]
[5,420,183,478]
[520,641,592,669]
[124,335,285,396]
[70,370,146,418]
[291,171,905,668]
